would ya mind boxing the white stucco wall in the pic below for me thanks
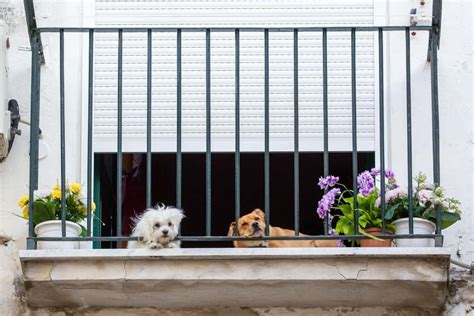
[0,0,85,249]
[0,0,472,314]
[386,0,473,263]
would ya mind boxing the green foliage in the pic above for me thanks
[17,183,96,235]
[334,189,394,245]
[382,173,461,229]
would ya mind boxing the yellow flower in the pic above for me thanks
[51,189,61,199]
[91,201,96,212]
[18,195,29,207]
[52,183,61,191]
[70,183,81,194]
[80,206,87,216]
[22,205,29,219]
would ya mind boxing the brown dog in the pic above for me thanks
[227,209,338,248]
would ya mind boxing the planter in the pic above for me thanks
[34,220,82,249]
[360,227,393,247]
[392,218,436,247]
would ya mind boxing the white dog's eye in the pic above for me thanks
[154,223,160,228]
[168,222,173,226]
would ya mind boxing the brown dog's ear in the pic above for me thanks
[227,221,237,237]
[253,208,265,218]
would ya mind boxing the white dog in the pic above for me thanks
[128,204,185,249]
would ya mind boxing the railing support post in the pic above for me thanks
[27,30,41,250]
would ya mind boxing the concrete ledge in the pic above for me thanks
[20,248,450,310]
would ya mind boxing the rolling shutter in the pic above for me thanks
[92,0,375,152]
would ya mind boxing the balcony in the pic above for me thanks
[20,247,449,311]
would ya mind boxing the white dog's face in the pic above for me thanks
[131,205,185,248]
[149,211,180,244]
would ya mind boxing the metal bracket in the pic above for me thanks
[427,0,442,61]
[23,0,45,65]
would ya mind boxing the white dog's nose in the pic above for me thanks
[162,229,169,236]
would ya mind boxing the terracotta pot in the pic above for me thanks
[360,227,393,247]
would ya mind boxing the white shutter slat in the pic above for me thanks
[93,0,375,152]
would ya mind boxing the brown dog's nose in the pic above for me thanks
[252,222,259,229]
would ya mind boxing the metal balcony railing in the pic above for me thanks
[26,25,441,249]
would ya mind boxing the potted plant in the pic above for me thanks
[17,182,96,249]
[382,172,461,247]
[316,170,395,247]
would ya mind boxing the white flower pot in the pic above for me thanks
[392,218,436,247]
[34,220,82,249]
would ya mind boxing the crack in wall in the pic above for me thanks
[335,259,369,280]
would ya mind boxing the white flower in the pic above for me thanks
[375,197,381,208]
[376,187,408,207]
[386,187,407,203]
[434,186,444,197]
[417,189,434,204]
[446,207,456,214]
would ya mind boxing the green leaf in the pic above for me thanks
[79,224,87,237]
[338,204,353,217]
[32,200,56,225]
[440,212,461,229]
[384,203,400,220]
[335,220,345,234]
[441,212,461,222]
[360,228,384,241]
[358,214,368,228]
[342,223,351,235]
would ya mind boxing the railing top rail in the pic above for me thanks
[36,25,433,33]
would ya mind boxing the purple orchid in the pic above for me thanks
[370,168,380,177]
[318,175,339,190]
[384,169,395,179]
[357,171,375,196]
[316,187,341,219]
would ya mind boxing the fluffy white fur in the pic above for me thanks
[128,204,185,249]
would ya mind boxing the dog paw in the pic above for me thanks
[148,242,163,250]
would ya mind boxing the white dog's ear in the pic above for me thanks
[131,211,154,243]
[169,208,185,225]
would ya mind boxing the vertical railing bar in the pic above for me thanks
[405,28,414,235]
[176,29,182,210]
[234,29,241,225]
[430,29,441,245]
[205,29,211,236]
[146,29,152,209]
[87,30,94,237]
[351,28,359,235]
[378,28,386,234]
[322,28,329,235]
[59,29,66,237]
[28,30,41,249]
[293,29,300,236]
[264,29,270,237]
[116,29,123,242]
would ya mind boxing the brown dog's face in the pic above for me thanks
[228,209,266,238]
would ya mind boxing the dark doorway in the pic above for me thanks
[96,152,374,248]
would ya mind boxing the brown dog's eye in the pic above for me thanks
[154,223,160,228]
[241,222,248,226]
[254,217,260,221]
